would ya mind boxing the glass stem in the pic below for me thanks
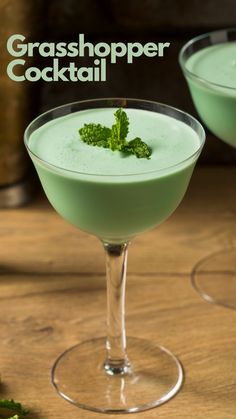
[103,242,130,376]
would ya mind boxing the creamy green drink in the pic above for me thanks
[182,40,236,148]
[25,100,205,413]
[28,107,201,243]
[179,30,236,311]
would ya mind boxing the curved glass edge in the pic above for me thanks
[179,27,236,91]
[24,98,205,179]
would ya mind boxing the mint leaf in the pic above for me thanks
[78,108,152,159]
[123,137,151,159]
[0,399,29,417]
[79,123,111,148]
[108,108,129,151]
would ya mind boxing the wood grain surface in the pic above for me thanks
[0,166,235,419]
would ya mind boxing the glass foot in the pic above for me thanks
[51,337,183,413]
[191,248,236,310]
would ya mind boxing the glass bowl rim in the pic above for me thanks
[24,97,205,178]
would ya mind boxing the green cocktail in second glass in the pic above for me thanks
[180,28,236,309]
[25,98,205,413]
[180,29,236,148]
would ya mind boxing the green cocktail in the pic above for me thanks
[180,28,236,309]
[27,106,201,243]
[25,99,205,413]
[180,30,236,148]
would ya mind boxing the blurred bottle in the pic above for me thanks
[0,0,43,207]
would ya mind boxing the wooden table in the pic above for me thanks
[0,166,235,419]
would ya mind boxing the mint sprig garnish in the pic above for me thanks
[79,108,151,159]
[0,399,29,418]
[123,137,151,159]
[108,108,129,151]
[78,123,111,148]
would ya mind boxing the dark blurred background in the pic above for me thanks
[0,0,236,205]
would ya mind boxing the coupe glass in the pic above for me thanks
[179,28,236,309]
[24,98,205,413]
